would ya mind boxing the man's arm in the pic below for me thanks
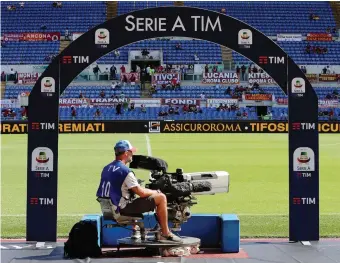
[125,172,159,198]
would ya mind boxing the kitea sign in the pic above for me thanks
[248,73,276,85]
[202,72,239,84]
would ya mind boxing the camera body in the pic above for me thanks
[130,155,230,229]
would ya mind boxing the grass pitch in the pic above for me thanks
[1,133,340,238]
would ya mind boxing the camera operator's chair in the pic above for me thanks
[96,197,146,240]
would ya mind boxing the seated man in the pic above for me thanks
[96,140,182,243]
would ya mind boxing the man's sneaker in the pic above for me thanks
[159,232,183,243]
[131,229,141,239]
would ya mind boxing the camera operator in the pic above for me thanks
[96,140,182,243]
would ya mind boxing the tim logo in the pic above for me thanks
[62,56,89,64]
[41,77,55,93]
[95,28,110,45]
[297,172,312,178]
[291,78,305,94]
[31,147,54,172]
[293,147,315,172]
[292,123,315,131]
[30,197,54,206]
[35,172,50,178]
[293,197,315,205]
[259,56,285,64]
[238,29,252,48]
[149,121,160,133]
[31,122,55,131]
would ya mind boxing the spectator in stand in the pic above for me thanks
[194,53,199,61]
[21,106,27,120]
[204,64,209,74]
[242,111,248,119]
[1,71,6,81]
[120,91,125,98]
[100,90,105,98]
[141,104,146,113]
[175,43,182,50]
[130,73,136,87]
[116,103,122,115]
[168,105,174,115]
[236,110,242,119]
[9,68,15,81]
[128,102,135,111]
[79,91,84,98]
[183,104,189,113]
[200,92,206,99]
[93,65,101,80]
[122,74,128,86]
[236,65,240,75]
[114,50,120,57]
[1,40,6,48]
[110,65,117,80]
[94,108,101,118]
[174,107,180,115]
[120,65,126,74]
[71,107,77,119]
[281,111,288,120]
[221,8,226,14]
[241,65,246,81]
[309,11,319,20]
[65,28,70,40]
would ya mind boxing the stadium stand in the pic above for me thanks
[1,1,106,34]
[182,1,337,36]
[1,1,339,123]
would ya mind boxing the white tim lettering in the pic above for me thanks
[171,16,186,31]
[125,15,135,31]
[191,16,200,31]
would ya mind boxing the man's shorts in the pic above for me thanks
[120,196,156,215]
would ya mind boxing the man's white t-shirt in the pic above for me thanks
[119,172,139,209]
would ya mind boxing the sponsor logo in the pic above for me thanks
[297,172,312,178]
[31,122,55,131]
[149,121,160,133]
[31,147,54,172]
[291,78,305,95]
[30,197,54,205]
[293,147,315,172]
[292,197,316,205]
[35,172,50,178]
[259,56,285,65]
[238,29,252,48]
[292,122,315,131]
[162,98,199,106]
[41,77,55,94]
[62,56,89,64]
[95,28,110,45]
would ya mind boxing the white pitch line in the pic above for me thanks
[145,134,152,156]
[2,213,340,217]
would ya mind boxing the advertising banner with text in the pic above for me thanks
[161,98,201,106]
[306,33,332,41]
[2,32,60,41]
[2,121,339,134]
[248,73,276,85]
[18,73,41,84]
[207,98,239,107]
[152,73,181,85]
[318,74,339,82]
[277,34,302,41]
[305,74,318,83]
[120,72,140,83]
[202,72,239,84]
[245,94,272,101]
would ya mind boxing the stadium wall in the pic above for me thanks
[1,120,339,134]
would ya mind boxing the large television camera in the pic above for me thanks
[130,155,229,230]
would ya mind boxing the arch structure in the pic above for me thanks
[27,7,319,242]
